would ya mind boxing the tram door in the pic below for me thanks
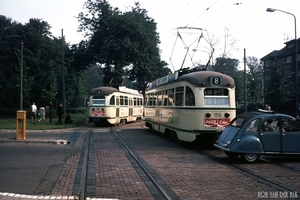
[116,97,120,124]
[128,98,133,122]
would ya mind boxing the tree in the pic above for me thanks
[220,27,239,58]
[246,56,264,110]
[212,57,244,104]
[78,0,170,90]
[264,59,293,112]
[0,15,89,109]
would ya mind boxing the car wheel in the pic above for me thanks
[224,151,239,159]
[241,153,260,163]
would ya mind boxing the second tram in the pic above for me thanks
[144,70,236,143]
[89,86,144,125]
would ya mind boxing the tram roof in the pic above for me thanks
[89,86,119,95]
[146,70,235,90]
[178,71,235,87]
[90,86,142,96]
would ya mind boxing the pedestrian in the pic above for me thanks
[30,102,37,124]
[38,105,45,122]
[56,103,63,125]
[65,112,73,124]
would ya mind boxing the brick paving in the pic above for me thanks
[93,131,154,200]
[1,122,298,199]
[117,128,277,200]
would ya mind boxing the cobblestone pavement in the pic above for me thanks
[1,122,299,199]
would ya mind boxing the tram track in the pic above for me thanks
[195,148,300,198]
[110,127,173,200]
[260,156,300,174]
[71,122,300,199]
[73,124,175,200]
[73,130,95,199]
[120,122,300,198]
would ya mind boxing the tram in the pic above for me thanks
[144,69,236,143]
[88,86,144,125]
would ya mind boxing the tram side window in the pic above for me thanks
[120,96,124,105]
[175,87,184,106]
[153,93,157,106]
[145,96,149,106]
[147,94,152,106]
[133,97,137,106]
[185,86,195,106]
[168,89,174,106]
[109,95,115,105]
[163,90,168,106]
[125,96,128,105]
[149,93,156,106]
[157,91,162,106]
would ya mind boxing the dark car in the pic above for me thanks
[214,109,300,163]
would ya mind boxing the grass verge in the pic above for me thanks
[0,112,89,130]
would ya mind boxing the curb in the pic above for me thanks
[0,139,70,145]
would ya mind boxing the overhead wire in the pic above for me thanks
[169,0,194,27]
[185,0,220,27]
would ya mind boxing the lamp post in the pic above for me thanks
[267,8,298,117]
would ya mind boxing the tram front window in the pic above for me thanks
[204,88,229,106]
[92,99,105,105]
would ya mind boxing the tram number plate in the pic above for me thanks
[210,77,222,85]
[214,113,222,118]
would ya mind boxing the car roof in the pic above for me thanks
[236,109,294,121]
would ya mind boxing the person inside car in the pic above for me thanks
[263,119,275,131]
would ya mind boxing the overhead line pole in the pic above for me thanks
[62,29,66,117]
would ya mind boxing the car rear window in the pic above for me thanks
[230,117,245,127]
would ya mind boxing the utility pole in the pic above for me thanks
[244,48,247,113]
[20,42,23,110]
[62,29,66,117]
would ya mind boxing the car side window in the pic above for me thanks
[246,119,260,131]
[282,117,299,132]
[262,118,278,131]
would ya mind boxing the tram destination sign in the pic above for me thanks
[147,72,179,89]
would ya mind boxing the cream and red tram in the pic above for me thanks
[144,70,236,143]
[89,86,144,125]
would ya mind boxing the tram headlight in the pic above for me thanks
[224,112,230,118]
[205,112,211,118]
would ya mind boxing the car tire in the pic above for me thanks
[224,151,240,159]
[241,153,260,163]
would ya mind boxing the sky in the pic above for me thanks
[1,0,299,71]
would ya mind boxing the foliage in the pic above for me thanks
[212,57,244,103]
[0,15,88,110]
[246,56,264,107]
[264,58,293,111]
[77,0,170,90]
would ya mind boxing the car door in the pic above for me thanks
[281,117,300,153]
[260,117,281,152]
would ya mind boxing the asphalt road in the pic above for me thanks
[0,130,79,195]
